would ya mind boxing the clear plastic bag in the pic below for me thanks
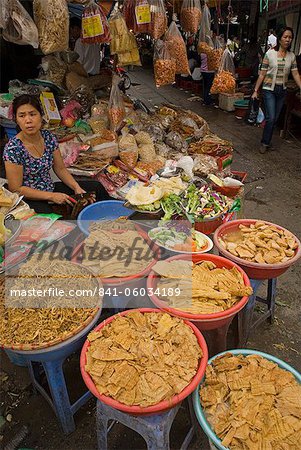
[108,74,126,131]
[33,0,69,54]
[0,0,9,29]
[123,0,151,34]
[199,3,211,41]
[165,21,190,75]
[109,11,133,54]
[210,49,236,94]
[149,0,167,40]
[81,1,111,44]
[180,0,202,34]
[153,40,176,88]
[219,48,235,75]
[3,0,39,48]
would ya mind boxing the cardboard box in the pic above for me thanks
[218,92,244,112]
[40,92,61,125]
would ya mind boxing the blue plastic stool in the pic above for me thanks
[6,309,102,434]
[96,400,195,450]
[236,278,277,347]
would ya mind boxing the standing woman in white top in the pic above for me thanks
[252,27,301,153]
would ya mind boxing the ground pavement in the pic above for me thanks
[1,68,301,449]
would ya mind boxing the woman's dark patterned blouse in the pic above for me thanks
[3,129,58,191]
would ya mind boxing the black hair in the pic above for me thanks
[275,27,294,51]
[12,94,43,120]
[70,17,82,29]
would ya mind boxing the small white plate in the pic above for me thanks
[148,227,213,254]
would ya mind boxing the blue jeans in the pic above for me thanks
[261,86,286,146]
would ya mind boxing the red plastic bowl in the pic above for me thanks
[71,225,160,286]
[213,219,301,280]
[80,308,208,415]
[147,254,251,330]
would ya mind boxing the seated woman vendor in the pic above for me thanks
[3,95,110,213]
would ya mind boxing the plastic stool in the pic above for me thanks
[96,400,193,450]
[236,278,277,347]
[6,309,101,434]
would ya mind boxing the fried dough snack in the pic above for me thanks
[153,260,252,314]
[85,311,202,406]
[200,353,301,449]
[220,221,298,264]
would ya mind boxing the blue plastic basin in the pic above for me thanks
[77,200,133,235]
[193,349,301,450]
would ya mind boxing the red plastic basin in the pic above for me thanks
[213,219,301,280]
[80,308,208,415]
[146,254,251,330]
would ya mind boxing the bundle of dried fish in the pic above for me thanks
[200,352,301,449]
[85,310,202,406]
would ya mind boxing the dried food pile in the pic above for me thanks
[85,310,203,406]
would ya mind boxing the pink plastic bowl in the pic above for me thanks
[80,308,208,415]
[147,254,251,330]
[213,219,301,280]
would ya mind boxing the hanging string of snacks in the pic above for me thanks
[154,39,176,88]
[123,0,151,34]
[149,0,167,40]
[165,20,190,75]
[180,0,202,34]
[81,0,111,44]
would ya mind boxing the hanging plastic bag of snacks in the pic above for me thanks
[0,0,9,29]
[149,0,167,40]
[123,0,151,34]
[3,0,39,48]
[109,10,132,54]
[197,4,221,71]
[153,40,176,88]
[33,0,69,54]
[180,0,202,34]
[165,21,190,75]
[210,49,236,94]
[108,74,126,131]
[81,1,111,44]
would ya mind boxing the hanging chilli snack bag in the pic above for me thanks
[81,1,111,44]
[33,0,69,54]
[123,0,151,34]
[154,40,176,88]
[210,49,236,94]
[180,0,202,34]
[3,0,39,48]
[165,21,190,75]
[149,0,167,40]
[108,75,126,131]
